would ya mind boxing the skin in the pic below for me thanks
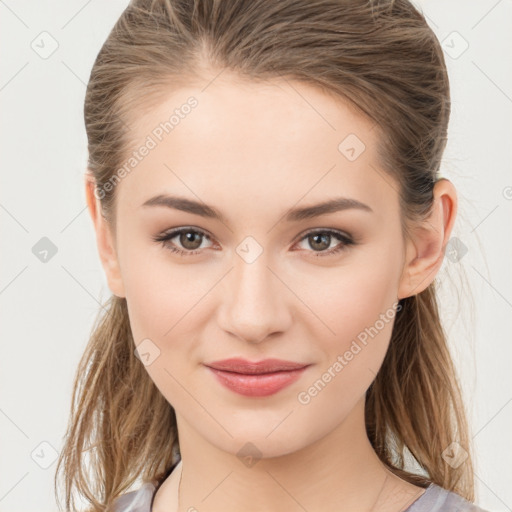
[85,71,457,512]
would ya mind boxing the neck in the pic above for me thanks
[154,397,423,512]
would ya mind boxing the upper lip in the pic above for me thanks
[205,358,309,374]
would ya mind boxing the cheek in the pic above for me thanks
[293,264,401,431]
[294,245,402,404]
[119,241,223,395]
[118,230,204,342]
[120,248,206,405]
[302,247,402,345]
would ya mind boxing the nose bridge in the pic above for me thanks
[234,248,274,306]
[218,240,290,343]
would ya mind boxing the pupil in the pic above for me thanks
[311,233,329,251]
[182,232,201,249]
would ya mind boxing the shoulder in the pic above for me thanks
[110,481,157,512]
[405,483,492,512]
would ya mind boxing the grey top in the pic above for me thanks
[111,479,492,512]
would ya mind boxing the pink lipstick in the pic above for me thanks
[204,358,309,397]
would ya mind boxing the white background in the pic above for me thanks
[0,1,511,511]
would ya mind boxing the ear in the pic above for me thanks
[84,173,126,298]
[397,178,458,299]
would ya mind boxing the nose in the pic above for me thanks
[217,248,292,344]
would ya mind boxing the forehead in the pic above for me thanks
[115,73,395,220]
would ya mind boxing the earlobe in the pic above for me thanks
[397,179,458,299]
[84,174,126,298]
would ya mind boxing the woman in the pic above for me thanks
[54,0,491,511]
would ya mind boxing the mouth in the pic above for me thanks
[204,358,310,397]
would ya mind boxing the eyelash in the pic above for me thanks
[152,227,355,258]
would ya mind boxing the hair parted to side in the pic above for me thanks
[55,0,476,510]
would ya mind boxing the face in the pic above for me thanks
[91,73,426,457]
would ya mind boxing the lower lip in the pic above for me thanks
[207,367,308,397]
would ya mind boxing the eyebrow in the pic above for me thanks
[141,194,373,223]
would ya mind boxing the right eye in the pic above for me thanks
[153,227,215,256]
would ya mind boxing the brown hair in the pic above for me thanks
[55,0,476,510]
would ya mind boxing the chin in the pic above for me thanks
[205,422,314,462]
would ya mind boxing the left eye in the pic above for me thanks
[294,229,354,257]
[153,227,354,258]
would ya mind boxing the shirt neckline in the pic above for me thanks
[148,470,434,512]
[402,483,435,511]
